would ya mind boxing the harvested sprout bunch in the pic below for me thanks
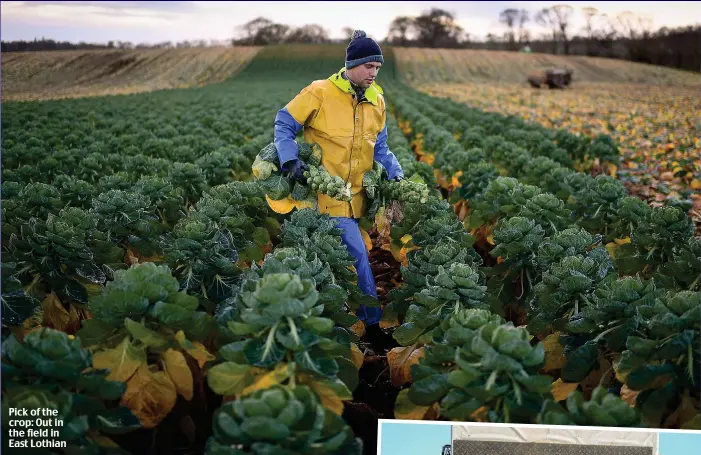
[380,177,430,204]
[253,141,354,203]
[303,165,353,202]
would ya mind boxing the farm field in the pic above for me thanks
[393,47,701,86]
[0,46,260,102]
[1,44,699,455]
[394,48,701,230]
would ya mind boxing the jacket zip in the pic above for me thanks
[347,89,369,217]
[346,98,358,217]
[347,98,358,184]
[347,96,369,182]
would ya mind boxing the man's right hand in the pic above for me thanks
[285,159,309,184]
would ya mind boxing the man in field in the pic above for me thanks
[273,30,404,342]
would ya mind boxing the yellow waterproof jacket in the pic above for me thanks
[274,67,403,218]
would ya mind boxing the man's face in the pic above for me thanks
[347,62,382,88]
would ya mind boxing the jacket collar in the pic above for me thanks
[328,67,383,105]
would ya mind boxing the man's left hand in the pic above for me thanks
[392,176,404,182]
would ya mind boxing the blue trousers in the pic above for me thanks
[334,217,382,326]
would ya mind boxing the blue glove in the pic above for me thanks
[284,159,309,184]
[392,175,404,182]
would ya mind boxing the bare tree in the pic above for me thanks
[615,11,653,40]
[637,14,654,39]
[499,8,520,49]
[582,7,598,38]
[581,7,599,55]
[596,13,619,55]
[535,7,559,53]
[387,16,415,46]
[615,11,655,60]
[551,5,574,54]
[518,9,530,44]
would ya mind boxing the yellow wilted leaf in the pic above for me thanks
[486,234,495,246]
[186,341,216,368]
[360,228,373,252]
[552,378,579,402]
[458,202,469,221]
[300,374,352,416]
[162,349,193,401]
[452,171,463,188]
[391,236,418,266]
[93,337,147,383]
[471,406,489,422]
[379,311,400,329]
[126,246,164,265]
[394,388,430,420]
[350,320,365,338]
[605,242,618,259]
[615,237,631,245]
[174,331,216,368]
[42,291,80,332]
[241,363,291,396]
[387,345,424,388]
[374,205,387,232]
[121,364,177,429]
[265,194,296,214]
[350,343,364,369]
[691,179,701,190]
[436,173,451,189]
[389,240,403,263]
[399,247,414,267]
[543,332,566,371]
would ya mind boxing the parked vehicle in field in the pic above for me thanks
[527,68,573,88]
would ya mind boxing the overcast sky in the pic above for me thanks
[2,1,700,44]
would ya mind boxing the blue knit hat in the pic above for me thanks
[345,30,384,69]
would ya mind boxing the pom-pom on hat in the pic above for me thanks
[345,30,384,69]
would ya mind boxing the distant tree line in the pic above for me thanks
[1,38,230,52]
[385,7,700,72]
[3,5,699,72]
[230,17,342,45]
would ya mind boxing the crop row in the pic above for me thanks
[376,81,700,429]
